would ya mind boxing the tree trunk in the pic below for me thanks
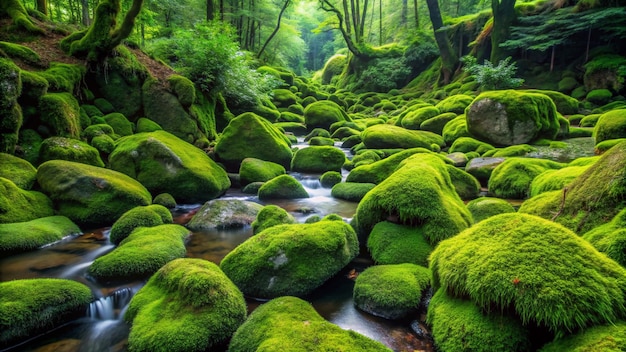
[425,0,457,83]
[359,0,368,41]
[413,0,419,29]
[401,0,407,25]
[81,0,90,25]
[36,0,47,15]
[320,0,364,58]
[490,0,516,63]
[257,0,290,59]
[342,0,351,35]
[378,0,382,45]
[207,0,214,21]
[0,0,44,33]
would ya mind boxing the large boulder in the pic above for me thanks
[346,148,434,184]
[466,90,561,146]
[214,112,293,171]
[220,218,358,298]
[593,109,626,145]
[0,177,53,224]
[124,258,246,352]
[37,160,152,227]
[39,136,104,167]
[251,205,296,235]
[38,92,82,139]
[109,130,230,203]
[291,146,346,173]
[361,124,444,151]
[367,221,433,267]
[239,157,285,187]
[186,199,263,231]
[0,216,80,255]
[258,175,309,200]
[0,153,36,189]
[229,296,391,351]
[303,100,350,130]
[109,204,173,245]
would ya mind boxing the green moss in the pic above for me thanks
[571,86,587,100]
[0,216,80,254]
[124,258,246,352]
[593,101,626,114]
[0,42,40,66]
[39,136,104,167]
[568,127,593,138]
[352,150,382,168]
[356,153,473,244]
[241,181,263,194]
[320,171,342,188]
[557,77,579,94]
[81,104,103,118]
[258,175,308,200]
[82,123,115,142]
[229,296,390,351]
[489,144,537,157]
[0,278,92,347]
[109,131,230,203]
[186,199,262,231]
[272,89,299,109]
[466,197,516,223]
[135,117,161,133]
[16,129,42,165]
[442,114,471,145]
[426,289,531,352]
[103,112,134,136]
[167,74,196,108]
[331,182,375,202]
[89,224,189,282]
[239,157,286,187]
[347,148,433,184]
[539,321,626,352]
[321,54,347,85]
[37,160,151,227]
[18,70,47,105]
[582,208,626,267]
[488,157,564,199]
[0,152,36,189]
[354,263,430,320]
[303,100,351,131]
[361,124,444,151]
[273,121,307,135]
[449,137,494,154]
[251,204,296,235]
[593,109,626,145]
[435,94,474,114]
[91,134,115,154]
[0,177,53,224]
[595,138,626,153]
[221,219,358,298]
[367,221,433,267]
[189,92,219,140]
[580,113,601,127]
[278,111,304,124]
[587,89,613,105]
[109,204,172,245]
[38,92,82,139]
[291,146,346,173]
[93,98,115,114]
[215,112,292,171]
[153,193,176,209]
[523,89,580,115]
[529,165,590,197]
[417,112,455,135]
[401,106,440,130]
[38,63,84,93]
[430,213,626,335]
[447,164,480,200]
[308,136,335,146]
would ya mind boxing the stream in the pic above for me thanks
[0,139,433,352]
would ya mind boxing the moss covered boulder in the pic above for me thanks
[37,160,151,227]
[220,219,358,298]
[331,182,376,202]
[229,296,390,351]
[38,92,82,139]
[0,278,92,347]
[110,130,230,203]
[466,90,560,146]
[529,165,590,197]
[215,112,292,171]
[593,109,626,145]
[464,157,506,184]
[582,208,626,267]
[0,152,36,189]
[355,153,473,244]
[109,205,173,245]
[89,224,189,282]
[367,221,433,267]
[291,146,346,173]
[0,58,21,154]
[251,205,296,235]
[346,148,433,184]
[258,174,309,200]
[400,106,440,130]
[103,112,134,137]
[0,177,53,224]
[354,263,430,320]
[361,124,444,151]
[0,216,80,254]
[435,94,474,114]
[186,199,263,231]
[303,100,350,131]
[430,213,626,335]
[466,197,516,223]
[442,114,471,145]
[449,136,494,155]
[39,136,104,167]
[539,320,626,352]
[447,164,480,200]
[124,258,246,352]
[488,157,564,199]
[239,157,286,187]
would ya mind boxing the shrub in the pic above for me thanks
[462,56,524,91]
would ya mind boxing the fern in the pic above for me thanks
[462,55,524,90]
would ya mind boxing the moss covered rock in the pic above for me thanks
[523,89,580,115]
[37,160,151,227]
[89,224,189,282]
[593,109,626,145]
[331,182,376,202]
[582,208,626,267]
[355,153,473,244]
[103,112,134,137]
[449,137,494,155]
[303,100,351,131]
[488,158,564,199]
[251,205,296,235]
[124,258,246,352]
[109,205,173,245]
[136,117,162,133]
[38,92,82,139]
[420,112,457,135]
[401,106,440,130]
[220,219,358,298]
[258,174,309,200]
[0,278,92,347]
[529,165,590,197]
[320,171,342,188]
[361,124,444,151]
[0,58,22,154]
[464,157,505,184]
[186,199,263,231]
[367,221,433,266]
[39,136,104,167]
[0,177,53,224]
[586,89,613,105]
[0,152,36,189]
[435,94,474,114]
[346,148,432,184]
[466,197,516,223]
[272,88,299,109]
[442,114,471,145]
[447,164,481,200]
[0,216,80,254]
[539,320,626,352]
[466,90,560,146]
[291,146,346,173]
[110,130,230,203]
[239,158,286,187]
[215,112,292,171]
[229,296,390,351]
[430,213,626,335]
[354,263,430,320]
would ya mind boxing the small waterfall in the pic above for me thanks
[87,287,134,321]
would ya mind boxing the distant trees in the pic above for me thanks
[425,0,458,83]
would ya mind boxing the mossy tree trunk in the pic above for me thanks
[490,0,516,64]
[0,0,44,34]
[425,0,457,84]
[63,0,144,61]
[257,0,290,59]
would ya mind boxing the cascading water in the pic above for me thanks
[87,287,135,321]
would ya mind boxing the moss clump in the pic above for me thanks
[239,157,286,187]
[39,136,104,167]
[186,199,263,231]
[320,171,342,188]
[486,144,537,158]
[488,158,564,199]
[229,296,390,351]
[37,160,151,227]
[0,216,80,254]
[89,224,189,282]
[582,208,626,267]
[346,148,432,184]
[361,124,444,151]
[401,106,440,130]
[580,113,601,127]
[354,263,430,320]
[38,92,82,139]
[367,221,433,267]
[215,112,292,171]
[258,175,309,200]
[136,117,162,133]
[153,193,176,209]
[124,258,246,352]
[420,112,457,135]
[539,321,626,352]
[0,152,36,189]
[167,74,196,108]
[0,177,53,224]
[308,136,335,146]
[426,289,531,352]
[82,123,116,142]
[447,164,480,200]
[586,89,613,105]
[109,205,172,245]
[303,100,351,131]
[251,204,296,235]
[103,112,134,137]
[355,153,473,244]
[593,109,626,145]
[523,89,580,115]
[109,131,230,203]
[430,213,626,335]
[449,137,494,154]
[38,63,85,93]
[0,278,92,347]
[272,89,299,109]
[291,146,346,173]
[466,197,515,223]
[442,114,471,145]
[435,94,474,114]
[221,219,358,298]
[321,54,347,84]
[331,182,376,202]
[529,165,590,197]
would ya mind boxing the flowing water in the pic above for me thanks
[0,139,433,352]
